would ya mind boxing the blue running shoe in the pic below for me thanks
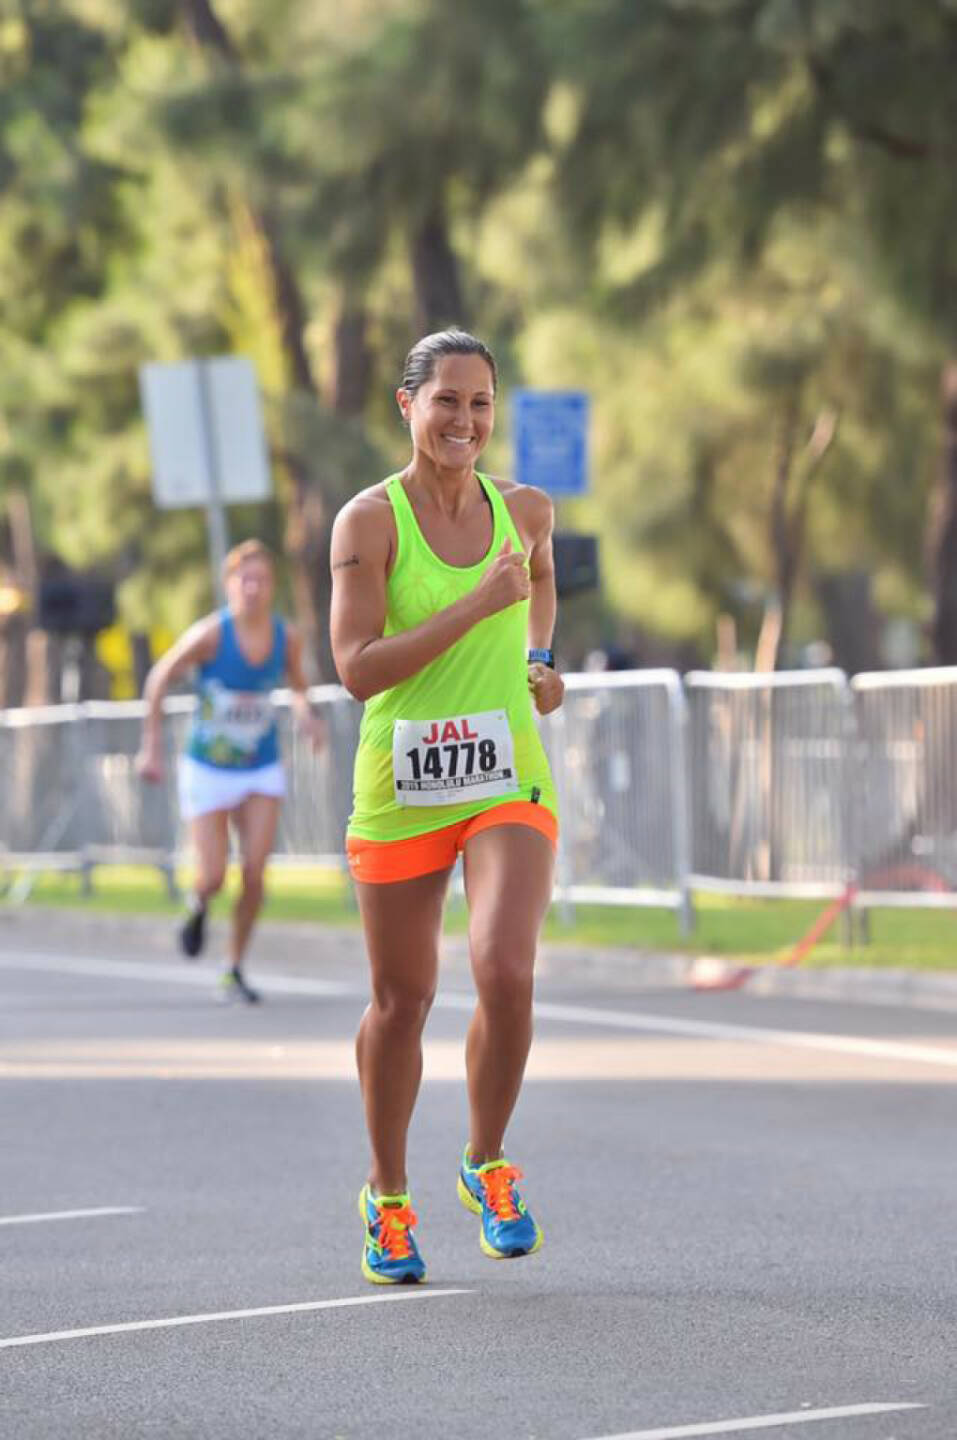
[457,1146,543,1259]
[358,1184,426,1285]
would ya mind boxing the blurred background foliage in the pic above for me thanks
[3,0,957,692]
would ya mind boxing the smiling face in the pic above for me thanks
[397,353,495,473]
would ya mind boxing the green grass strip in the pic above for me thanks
[5,864,956,971]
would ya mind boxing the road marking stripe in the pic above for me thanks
[584,1401,926,1439]
[521,998,957,1069]
[0,1206,143,1227]
[0,951,355,997]
[0,1289,471,1351]
[2,951,956,1069]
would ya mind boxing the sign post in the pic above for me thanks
[139,356,272,603]
[194,361,231,598]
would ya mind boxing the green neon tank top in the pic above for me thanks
[348,472,557,842]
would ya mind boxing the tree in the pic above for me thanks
[0,3,133,699]
[299,0,550,337]
[543,0,957,661]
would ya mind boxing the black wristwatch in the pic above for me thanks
[528,648,555,669]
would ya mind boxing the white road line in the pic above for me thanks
[523,998,957,1069]
[2,949,956,1070]
[0,951,356,997]
[440,991,957,1069]
[584,1400,926,1439]
[0,1289,471,1351]
[0,1206,143,1227]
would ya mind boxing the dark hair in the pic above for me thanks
[400,328,498,399]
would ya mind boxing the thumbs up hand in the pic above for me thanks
[474,535,530,618]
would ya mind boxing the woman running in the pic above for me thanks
[136,539,324,1002]
[330,329,564,1283]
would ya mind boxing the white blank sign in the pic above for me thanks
[139,356,272,509]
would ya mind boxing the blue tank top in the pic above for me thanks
[186,609,286,770]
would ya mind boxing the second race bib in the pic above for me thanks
[194,679,275,765]
[393,710,517,807]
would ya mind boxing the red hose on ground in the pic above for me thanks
[784,865,951,969]
[784,885,858,968]
[690,864,952,990]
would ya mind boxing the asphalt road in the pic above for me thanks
[1,912,955,1440]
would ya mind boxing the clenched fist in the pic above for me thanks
[474,536,530,618]
[135,741,164,784]
[528,662,564,716]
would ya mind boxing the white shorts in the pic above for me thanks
[178,756,286,821]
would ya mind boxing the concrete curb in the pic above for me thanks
[3,904,957,1013]
[536,944,957,1012]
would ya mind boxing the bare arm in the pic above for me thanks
[513,487,564,717]
[136,616,219,780]
[285,624,325,750]
[330,497,530,703]
[525,489,557,650]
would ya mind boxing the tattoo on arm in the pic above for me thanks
[333,554,360,571]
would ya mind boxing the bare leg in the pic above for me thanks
[462,826,554,1164]
[355,869,450,1194]
[229,794,280,973]
[189,811,229,903]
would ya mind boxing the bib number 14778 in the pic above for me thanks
[392,710,517,807]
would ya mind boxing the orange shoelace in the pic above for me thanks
[373,1202,417,1261]
[479,1165,523,1222]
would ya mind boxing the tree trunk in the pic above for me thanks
[930,361,957,663]
[180,2,315,400]
[282,465,329,683]
[24,628,57,707]
[2,489,41,706]
[181,0,330,676]
[180,0,238,59]
[410,203,467,335]
[767,395,838,669]
[768,390,801,667]
[243,204,316,396]
[0,615,27,708]
[331,302,372,416]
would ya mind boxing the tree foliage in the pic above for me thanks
[2,0,957,692]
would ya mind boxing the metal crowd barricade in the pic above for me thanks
[0,688,364,900]
[62,672,693,922]
[269,686,362,868]
[83,701,179,879]
[850,668,957,908]
[87,688,361,874]
[684,669,854,898]
[9,665,957,921]
[539,670,692,929]
[0,705,88,891]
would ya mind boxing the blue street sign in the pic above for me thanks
[511,389,589,497]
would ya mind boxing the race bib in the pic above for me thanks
[196,680,274,763]
[393,710,518,807]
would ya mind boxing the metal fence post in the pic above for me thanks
[668,676,695,935]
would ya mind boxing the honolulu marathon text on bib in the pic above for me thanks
[392,710,518,807]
